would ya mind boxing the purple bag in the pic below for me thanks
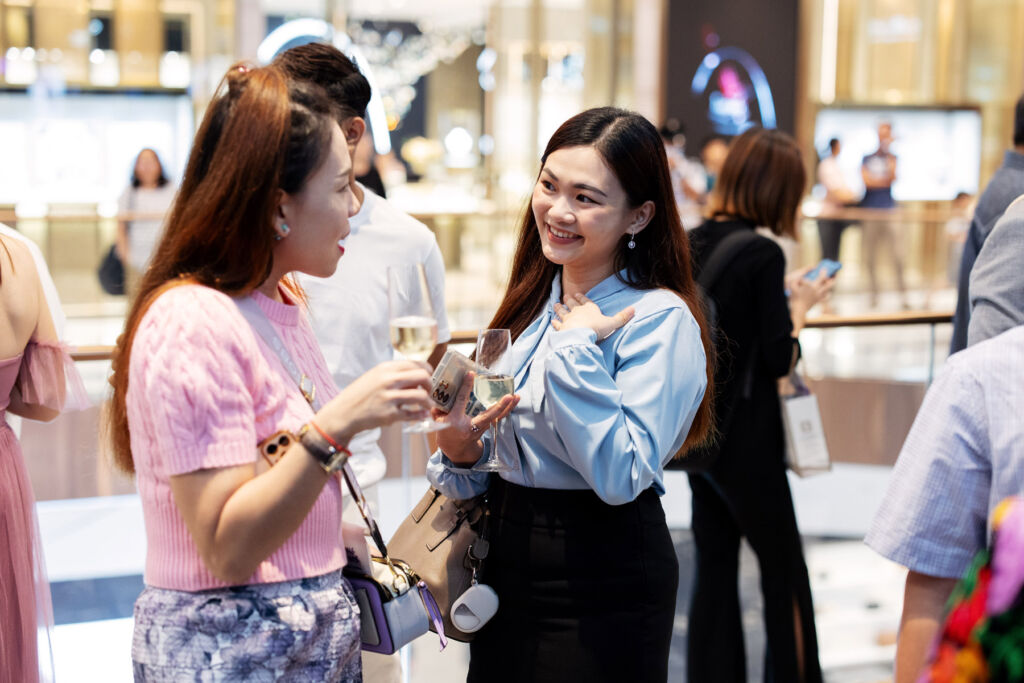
[343,557,446,655]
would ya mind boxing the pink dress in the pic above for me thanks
[0,341,87,683]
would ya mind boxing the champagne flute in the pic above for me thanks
[387,264,447,433]
[473,328,515,472]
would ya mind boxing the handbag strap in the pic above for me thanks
[233,295,391,560]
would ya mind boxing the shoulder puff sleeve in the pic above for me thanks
[542,303,708,505]
[17,341,90,412]
[130,287,261,476]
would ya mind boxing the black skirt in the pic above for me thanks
[467,478,678,683]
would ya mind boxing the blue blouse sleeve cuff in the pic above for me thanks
[549,326,598,349]
[426,449,491,500]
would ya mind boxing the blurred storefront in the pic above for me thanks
[3,0,1024,489]
[0,0,666,326]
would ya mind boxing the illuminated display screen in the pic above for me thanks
[666,0,797,145]
[814,106,982,201]
[0,92,192,206]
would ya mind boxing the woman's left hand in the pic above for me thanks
[551,293,635,341]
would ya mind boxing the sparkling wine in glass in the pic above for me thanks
[473,328,515,472]
[387,265,447,433]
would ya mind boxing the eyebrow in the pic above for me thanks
[542,169,608,197]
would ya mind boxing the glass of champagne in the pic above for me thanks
[387,264,447,433]
[473,328,515,472]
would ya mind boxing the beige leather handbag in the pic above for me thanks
[386,487,488,642]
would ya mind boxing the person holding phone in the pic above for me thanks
[686,127,833,683]
[105,63,435,680]
[427,107,715,682]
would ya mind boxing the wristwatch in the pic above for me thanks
[298,423,350,474]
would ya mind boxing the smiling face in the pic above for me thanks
[275,123,355,278]
[532,145,651,286]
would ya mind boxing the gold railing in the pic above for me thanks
[69,311,955,363]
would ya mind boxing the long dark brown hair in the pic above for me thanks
[487,107,715,452]
[707,127,806,239]
[106,63,336,473]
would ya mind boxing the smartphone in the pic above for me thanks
[258,430,294,469]
[804,258,842,281]
[430,349,479,412]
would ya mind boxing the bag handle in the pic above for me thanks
[233,295,391,560]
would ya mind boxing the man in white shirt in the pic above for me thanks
[276,42,450,681]
[816,137,856,262]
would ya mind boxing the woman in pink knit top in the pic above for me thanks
[105,64,433,681]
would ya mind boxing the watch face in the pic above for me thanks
[298,424,341,472]
[324,450,350,474]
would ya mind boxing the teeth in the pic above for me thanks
[549,226,578,239]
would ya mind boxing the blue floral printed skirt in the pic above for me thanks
[131,570,361,682]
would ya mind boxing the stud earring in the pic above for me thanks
[275,223,290,241]
[627,231,636,250]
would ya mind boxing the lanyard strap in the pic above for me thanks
[233,295,391,559]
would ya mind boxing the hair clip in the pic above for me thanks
[237,64,250,74]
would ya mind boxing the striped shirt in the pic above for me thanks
[865,325,1024,578]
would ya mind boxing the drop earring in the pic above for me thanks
[627,231,636,250]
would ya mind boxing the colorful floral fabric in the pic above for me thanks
[131,570,361,682]
[921,497,1024,682]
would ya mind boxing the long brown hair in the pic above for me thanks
[707,127,806,238]
[488,107,715,453]
[106,63,336,473]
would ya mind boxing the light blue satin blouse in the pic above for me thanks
[426,271,708,506]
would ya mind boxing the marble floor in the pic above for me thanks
[41,467,907,682]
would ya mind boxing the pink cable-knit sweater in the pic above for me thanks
[127,284,345,591]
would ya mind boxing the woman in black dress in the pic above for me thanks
[686,128,833,683]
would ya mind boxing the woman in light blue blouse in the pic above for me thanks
[428,107,715,682]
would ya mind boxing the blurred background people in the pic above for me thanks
[660,119,707,230]
[944,191,974,285]
[816,137,857,262]
[950,94,1024,353]
[1,234,86,683]
[115,148,177,294]
[699,134,730,195]
[859,122,907,308]
[275,41,451,683]
[687,127,833,683]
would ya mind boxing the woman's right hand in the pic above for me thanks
[314,360,433,444]
[788,269,835,335]
[789,269,835,310]
[433,371,520,466]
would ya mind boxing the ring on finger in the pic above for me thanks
[470,423,482,433]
